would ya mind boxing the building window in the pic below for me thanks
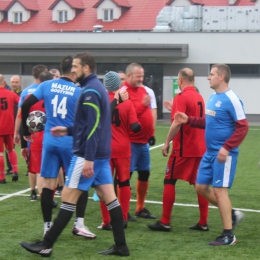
[13,12,22,24]
[103,9,113,21]
[58,10,68,23]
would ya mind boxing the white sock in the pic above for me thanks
[74,217,84,226]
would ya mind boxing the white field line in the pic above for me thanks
[1,193,260,214]
[0,188,31,201]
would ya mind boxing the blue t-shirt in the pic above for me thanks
[205,89,246,155]
[18,83,39,107]
[33,78,81,148]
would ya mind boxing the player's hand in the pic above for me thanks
[174,111,188,124]
[142,95,151,106]
[148,136,156,146]
[82,160,94,178]
[14,133,21,145]
[163,100,172,112]
[162,142,170,157]
[119,89,129,102]
[21,148,29,161]
[23,135,33,142]
[50,126,68,137]
[217,147,229,163]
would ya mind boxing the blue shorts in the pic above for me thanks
[41,144,73,178]
[130,143,150,172]
[65,156,113,191]
[196,152,238,188]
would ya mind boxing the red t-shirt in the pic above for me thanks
[109,92,138,158]
[171,86,206,157]
[123,82,153,144]
[0,87,20,135]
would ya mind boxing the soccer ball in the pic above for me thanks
[26,110,46,132]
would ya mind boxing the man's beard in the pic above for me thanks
[76,72,85,83]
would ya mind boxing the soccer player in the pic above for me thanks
[123,63,156,219]
[147,68,209,232]
[98,71,141,230]
[20,56,95,238]
[174,64,248,246]
[0,74,19,183]
[14,65,48,200]
[20,52,129,257]
[49,69,61,79]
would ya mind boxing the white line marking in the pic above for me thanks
[0,188,31,201]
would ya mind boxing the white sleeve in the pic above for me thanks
[144,86,157,109]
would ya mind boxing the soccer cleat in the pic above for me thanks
[72,225,96,239]
[189,223,209,231]
[30,193,37,201]
[99,244,130,256]
[128,212,137,222]
[0,179,7,184]
[5,169,12,175]
[208,234,236,246]
[12,172,18,182]
[52,200,58,208]
[135,208,156,219]
[97,223,112,231]
[147,221,171,232]
[20,241,52,257]
[232,210,244,230]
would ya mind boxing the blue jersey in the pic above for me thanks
[33,77,81,148]
[205,89,246,155]
[18,83,39,107]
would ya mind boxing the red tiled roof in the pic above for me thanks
[49,0,84,10]
[0,1,10,11]
[7,0,39,11]
[93,0,131,8]
[166,0,254,5]
[0,0,256,32]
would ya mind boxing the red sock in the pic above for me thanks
[0,156,4,178]
[7,150,18,172]
[135,180,148,212]
[161,184,175,225]
[197,193,209,225]
[99,200,110,225]
[119,186,131,221]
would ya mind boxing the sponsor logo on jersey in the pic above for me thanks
[51,83,75,96]
[205,109,216,116]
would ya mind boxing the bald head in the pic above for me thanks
[0,74,5,86]
[10,75,21,91]
[178,68,195,90]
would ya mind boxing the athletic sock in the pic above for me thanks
[0,156,4,180]
[161,184,175,225]
[197,193,209,226]
[135,180,148,212]
[107,199,126,246]
[74,191,88,225]
[31,189,37,195]
[223,229,233,235]
[7,150,18,172]
[41,188,54,222]
[100,200,110,225]
[44,202,76,247]
[119,186,131,221]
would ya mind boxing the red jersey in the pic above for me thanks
[109,92,138,158]
[0,87,19,135]
[171,86,206,157]
[123,82,153,144]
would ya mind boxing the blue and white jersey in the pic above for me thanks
[205,89,246,155]
[18,83,39,107]
[33,77,81,148]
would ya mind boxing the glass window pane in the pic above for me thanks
[65,11,68,21]
[14,13,18,23]
[59,11,62,22]
[110,10,113,20]
[20,12,22,22]
[104,10,108,20]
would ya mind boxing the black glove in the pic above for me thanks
[148,136,156,146]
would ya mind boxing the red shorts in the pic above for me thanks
[110,157,130,183]
[165,155,202,185]
[29,150,42,174]
[0,134,14,152]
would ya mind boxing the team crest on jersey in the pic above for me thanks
[215,101,222,107]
